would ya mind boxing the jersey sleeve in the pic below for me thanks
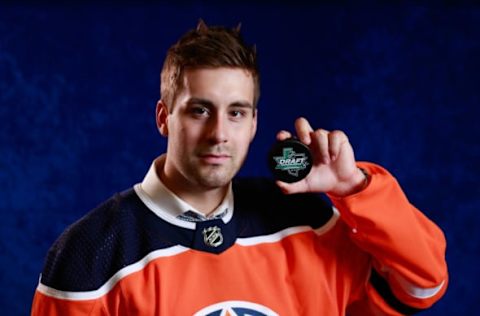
[328,162,448,315]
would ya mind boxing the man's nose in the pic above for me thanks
[206,114,228,144]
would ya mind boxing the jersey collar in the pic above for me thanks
[134,155,234,230]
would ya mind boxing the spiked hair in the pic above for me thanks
[160,19,260,111]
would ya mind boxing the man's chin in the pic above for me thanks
[198,176,232,189]
[195,169,235,189]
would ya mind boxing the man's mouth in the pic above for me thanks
[198,153,231,164]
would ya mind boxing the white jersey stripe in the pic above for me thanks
[37,245,189,301]
[37,209,339,301]
[395,274,446,299]
[236,207,339,246]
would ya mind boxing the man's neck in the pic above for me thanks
[155,159,229,216]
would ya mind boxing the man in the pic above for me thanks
[31,21,448,315]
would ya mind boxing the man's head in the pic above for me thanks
[160,19,260,111]
[156,21,259,192]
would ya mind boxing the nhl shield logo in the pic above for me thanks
[202,226,223,247]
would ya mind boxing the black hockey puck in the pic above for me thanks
[268,138,313,183]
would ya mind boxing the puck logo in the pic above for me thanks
[273,147,309,177]
[194,300,279,316]
[268,138,312,183]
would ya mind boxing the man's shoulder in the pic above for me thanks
[232,177,334,232]
[52,188,142,246]
[233,177,330,208]
[39,188,146,292]
[232,177,291,200]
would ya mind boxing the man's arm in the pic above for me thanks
[275,117,448,314]
[329,162,447,314]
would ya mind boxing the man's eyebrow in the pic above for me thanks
[230,101,254,109]
[186,98,253,109]
[186,97,214,107]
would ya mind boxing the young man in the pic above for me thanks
[32,21,448,315]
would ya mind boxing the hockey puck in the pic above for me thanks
[268,138,313,183]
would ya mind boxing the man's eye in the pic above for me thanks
[230,110,245,118]
[191,107,209,116]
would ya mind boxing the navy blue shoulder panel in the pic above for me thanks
[232,177,334,237]
[41,179,334,292]
[41,188,192,292]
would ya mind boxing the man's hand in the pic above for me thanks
[275,117,367,197]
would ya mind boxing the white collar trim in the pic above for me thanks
[134,156,234,230]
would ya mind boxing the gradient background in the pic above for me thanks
[1,2,478,315]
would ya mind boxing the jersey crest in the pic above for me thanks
[194,300,279,316]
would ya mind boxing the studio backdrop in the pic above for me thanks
[0,3,478,315]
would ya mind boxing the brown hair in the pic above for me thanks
[160,20,260,111]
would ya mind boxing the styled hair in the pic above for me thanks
[160,20,260,111]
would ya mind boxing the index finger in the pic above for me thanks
[295,117,314,145]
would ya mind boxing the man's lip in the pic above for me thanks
[198,152,231,157]
[200,154,231,158]
[198,154,231,163]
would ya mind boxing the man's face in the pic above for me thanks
[159,67,257,190]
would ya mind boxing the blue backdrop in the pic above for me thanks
[1,3,478,315]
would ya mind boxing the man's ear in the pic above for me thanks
[156,100,169,137]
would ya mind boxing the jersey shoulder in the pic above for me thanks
[40,189,157,292]
[232,177,335,235]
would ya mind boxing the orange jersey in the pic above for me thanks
[31,163,447,315]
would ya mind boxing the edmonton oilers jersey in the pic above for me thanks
[32,163,448,315]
